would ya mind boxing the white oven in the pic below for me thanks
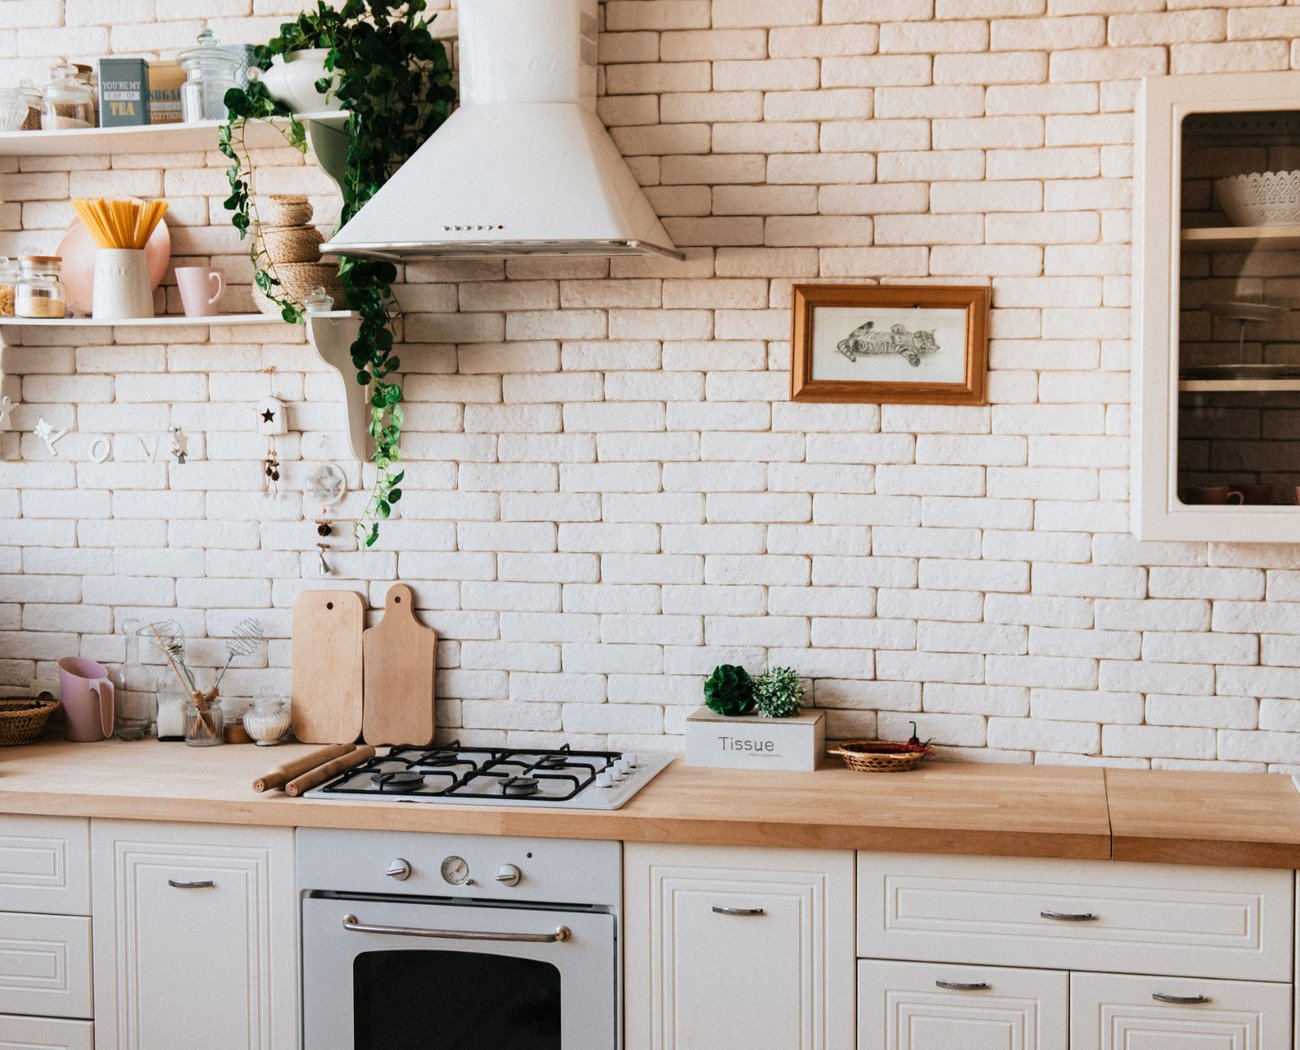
[298,828,621,1050]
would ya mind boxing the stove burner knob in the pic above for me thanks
[596,771,616,789]
[614,759,633,778]
[495,864,522,887]
[386,859,412,881]
[622,754,639,770]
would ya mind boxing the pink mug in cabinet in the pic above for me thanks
[175,266,225,317]
[58,656,115,742]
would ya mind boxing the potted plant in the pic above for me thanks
[219,0,456,546]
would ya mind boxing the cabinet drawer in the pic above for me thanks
[0,912,92,1019]
[0,1014,93,1050]
[1070,971,1291,1048]
[858,959,1067,1050]
[858,853,1292,981]
[0,816,90,916]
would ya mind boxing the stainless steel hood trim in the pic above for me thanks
[320,238,685,262]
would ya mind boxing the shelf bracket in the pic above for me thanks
[304,310,368,463]
[305,118,350,199]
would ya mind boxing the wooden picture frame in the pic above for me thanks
[790,284,989,405]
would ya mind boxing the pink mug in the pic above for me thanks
[175,266,225,317]
[58,656,115,742]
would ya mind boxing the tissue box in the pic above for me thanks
[685,706,824,771]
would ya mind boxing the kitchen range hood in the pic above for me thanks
[320,0,683,262]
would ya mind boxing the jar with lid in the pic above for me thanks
[179,29,241,123]
[18,80,42,130]
[71,63,98,126]
[0,258,19,317]
[243,690,291,746]
[41,62,94,130]
[15,256,66,319]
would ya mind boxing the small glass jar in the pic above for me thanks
[243,692,291,746]
[18,80,42,130]
[0,257,18,317]
[179,29,241,123]
[41,62,94,130]
[184,696,224,747]
[71,63,97,126]
[155,679,187,741]
[303,285,334,314]
[15,255,65,319]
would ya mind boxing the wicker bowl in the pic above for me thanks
[251,262,345,316]
[258,224,323,264]
[258,194,314,228]
[0,696,60,746]
[828,739,933,773]
[1216,170,1300,226]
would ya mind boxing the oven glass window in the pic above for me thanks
[353,949,561,1049]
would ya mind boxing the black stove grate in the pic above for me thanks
[315,741,620,802]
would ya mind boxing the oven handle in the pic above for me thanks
[341,913,572,943]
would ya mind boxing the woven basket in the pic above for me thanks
[258,194,314,228]
[252,262,345,317]
[258,224,323,264]
[0,696,60,746]
[828,739,933,773]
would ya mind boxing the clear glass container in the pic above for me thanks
[243,690,291,746]
[0,257,18,317]
[15,255,65,318]
[303,285,334,314]
[184,695,224,746]
[114,618,158,740]
[71,63,97,126]
[179,29,241,122]
[18,80,41,130]
[0,89,28,131]
[41,62,94,130]
[155,678,186,741]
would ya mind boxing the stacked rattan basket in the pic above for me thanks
[252,194,345,316]
[0,697,60,746]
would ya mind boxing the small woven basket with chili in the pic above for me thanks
[828,722,934,772]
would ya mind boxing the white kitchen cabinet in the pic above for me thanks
[857,959,1067,1050]
[858,852,1292,981]
[624,842,855,1050]
[0,912,92,1019]
[0,1014,94,1050]
[1071,971,1291,1048]
[90,820,296,1050]
[0,816,90,916]
[1133,69,1300,541]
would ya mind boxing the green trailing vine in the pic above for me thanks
[220,0,455,546]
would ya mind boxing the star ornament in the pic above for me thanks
[261,407,276,424]
[33,416,69,456]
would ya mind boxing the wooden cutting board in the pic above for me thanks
[291,589,364,744]
[363,583,437,746]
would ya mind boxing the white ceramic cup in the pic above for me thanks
[175,266,225,317]
[58,656,115,742]
[92,248,154,320]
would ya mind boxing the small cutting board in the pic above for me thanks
[291,589,364,744]
[363,583,437,746]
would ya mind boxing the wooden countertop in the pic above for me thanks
[3,739,1298,867]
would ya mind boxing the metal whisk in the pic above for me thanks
[214,618,264,688]
[141,620,196,691]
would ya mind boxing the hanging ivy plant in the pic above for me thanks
[220,0,455,546]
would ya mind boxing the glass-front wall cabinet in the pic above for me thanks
[1134,71,1300,541]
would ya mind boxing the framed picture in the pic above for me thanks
[790,284,989,405]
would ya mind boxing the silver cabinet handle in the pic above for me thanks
[1039,910,1097,921]
[168,879,215,889]
[342,914,570,943]
[935,980,989,991]
[711,905,765,916]
[1152,992,1210,1005]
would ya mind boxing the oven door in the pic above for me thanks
[302,895,616,1050]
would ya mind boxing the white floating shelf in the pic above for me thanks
[1181,224,1300,251]
[0,313,280,328]
[0,112,348,156]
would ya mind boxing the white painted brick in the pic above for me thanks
[1103,725,1216,760]
[1031,689,1143,724]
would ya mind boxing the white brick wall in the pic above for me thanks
[3,0,1300,769]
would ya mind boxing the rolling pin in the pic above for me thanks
[252,743,355,793]
[286,745,376,797]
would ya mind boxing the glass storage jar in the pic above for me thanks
[41,62,94,130]
[71,63,97,126]
[184,694,224,746]
[15,255,65,318]
[18,80,43,130]
[0,257,19,317]
[179,29,241,122]
[243,691,291,746]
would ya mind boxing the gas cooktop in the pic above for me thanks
[303,742,673,810]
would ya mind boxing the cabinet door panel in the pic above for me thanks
[625,843,854,1050]
[858,960,1067,1050]
[0,913,91,1019]
[1070,971,1291,1049]
[0,816,90,916]
[91,821,295,1050]
[0,1014,93,1050]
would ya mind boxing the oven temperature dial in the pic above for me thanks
[495,864,522,887]
[385,859,412,881]
[440,855,471,885]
